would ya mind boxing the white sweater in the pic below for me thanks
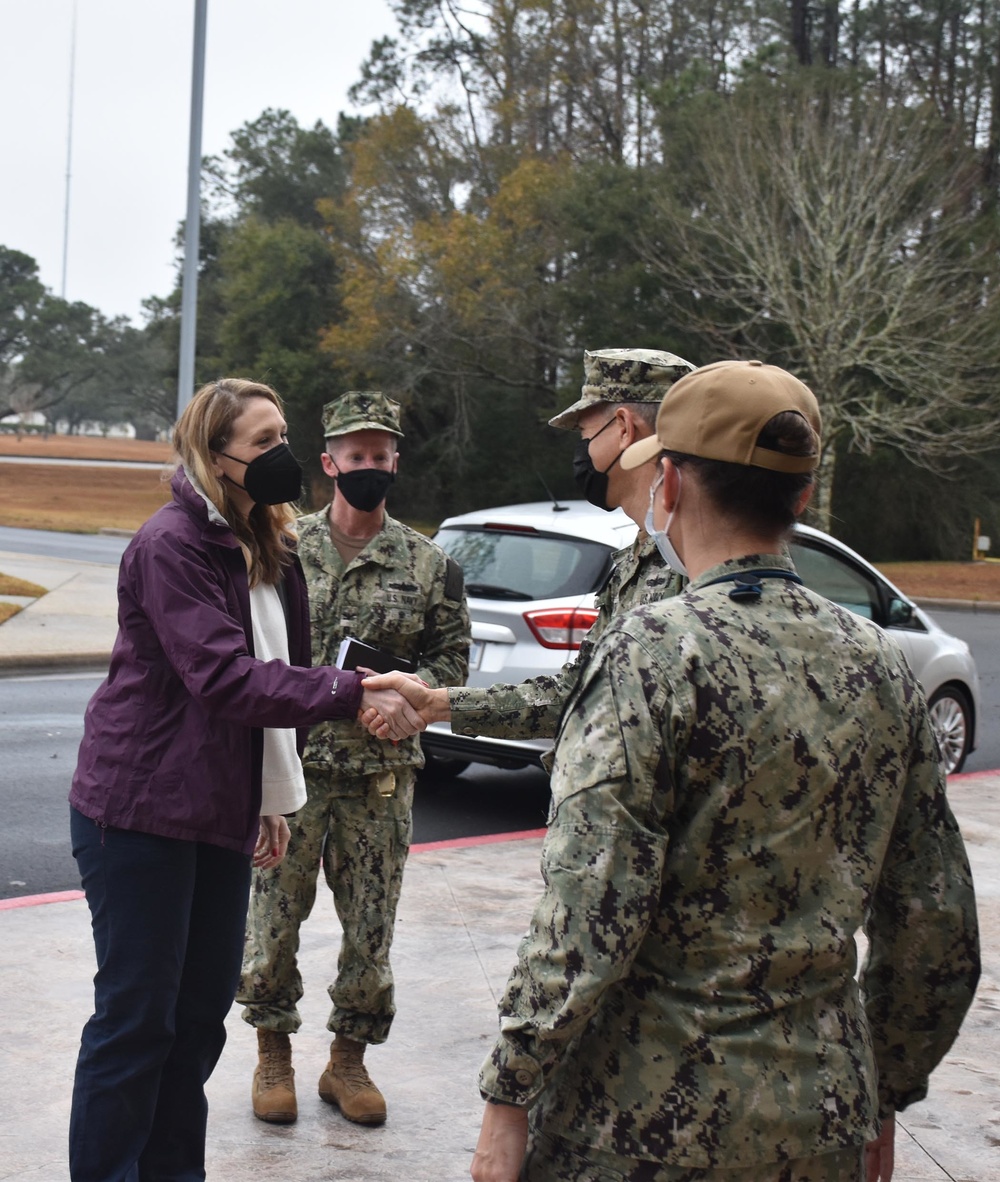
[248,581,308,815]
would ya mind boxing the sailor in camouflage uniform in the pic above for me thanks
[468,361,980,1182]
[370,348,696,743]
[238,391,470,1127]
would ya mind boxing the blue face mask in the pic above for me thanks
[645,468,688,578]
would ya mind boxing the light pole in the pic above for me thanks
[61,0,78,300]
[176,0,208,417]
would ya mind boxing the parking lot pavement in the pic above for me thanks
[2,772,999,1182]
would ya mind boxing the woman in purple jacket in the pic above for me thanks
[68,379,420,1182]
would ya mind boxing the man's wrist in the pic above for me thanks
[426,686,451,722]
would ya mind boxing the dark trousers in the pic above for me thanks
[69,808,251,1182]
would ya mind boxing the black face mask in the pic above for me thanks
[334,467,395,512]
[219,442,303,505]
[572,417,621,512]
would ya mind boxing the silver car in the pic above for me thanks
[424,501,980,776]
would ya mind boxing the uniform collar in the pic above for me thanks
[688,552,794,592]
[301,506,408,570]
[616,532,659,580]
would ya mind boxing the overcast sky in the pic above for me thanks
[0,0,398,323]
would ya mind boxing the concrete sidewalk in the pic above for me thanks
[2,548,999,1179]
[0,548,120,669]
[2,773,999,1182]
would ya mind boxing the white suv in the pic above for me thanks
[424,501,980,776]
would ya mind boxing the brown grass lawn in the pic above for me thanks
[875,561,1000,602]
[0,434,172,464]
[0,573,47,596]
[0,603,20,624]
[0,460,172,532]
[1,436,998,601]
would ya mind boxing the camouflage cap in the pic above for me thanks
[322,390,404,440]
[548,347,696,431]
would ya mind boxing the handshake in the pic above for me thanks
[357,672,451,743]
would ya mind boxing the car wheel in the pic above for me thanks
[420,752,471,779]
[928,686,972,776]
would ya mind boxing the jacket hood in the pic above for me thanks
[170,466,237,544]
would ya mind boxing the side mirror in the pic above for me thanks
[888,597,914,627]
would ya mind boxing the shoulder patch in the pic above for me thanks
[444,556,465,601]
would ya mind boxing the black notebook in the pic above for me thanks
[335,636,416,676]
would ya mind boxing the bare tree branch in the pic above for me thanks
[641,79,1000,529]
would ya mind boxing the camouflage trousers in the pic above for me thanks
[237,764,415,1044]
[521,1132,866,1182]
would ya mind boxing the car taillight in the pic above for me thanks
[524,607,599,650]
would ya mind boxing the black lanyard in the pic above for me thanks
[699,568,803,602]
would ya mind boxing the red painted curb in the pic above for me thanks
[0,889,84,912]
[411,828,546,853]
[4,767,996,914]
[0,829,549,911]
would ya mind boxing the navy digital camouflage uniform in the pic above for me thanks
[448,535,683,745]
[448,346,694,746]
[239,509,470,1042]
[479,553,979,1178]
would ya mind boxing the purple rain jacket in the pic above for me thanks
[69,468,364,855]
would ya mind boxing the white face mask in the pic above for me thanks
[645,468,688,578]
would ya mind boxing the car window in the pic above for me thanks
[435,527,612,600]
[789,539,882,621]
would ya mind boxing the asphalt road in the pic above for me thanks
[2,607,996,901]
[0,514,994,902]
[0,457,163,470]
[0,524,131,565]
[0,669,552,900]
[0,522,552,899]
[925,606,1000,774]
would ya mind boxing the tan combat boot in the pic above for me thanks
[318,1035,387,1125]
[252,1029,297,1123]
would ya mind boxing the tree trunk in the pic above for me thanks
[848,0,860,66]
[982,26,1000,198]
[498,0,516,148]
[791,0,812,66]
[612,0,625,164]
[819,0,839,67]
[877,0,887,89]
[810,443,837,535]
[635,0,648,166]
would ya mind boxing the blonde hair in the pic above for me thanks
[174,379,297,587]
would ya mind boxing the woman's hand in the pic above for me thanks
[360,672,448,738]
[357,671,431,742]
[254,815,291,869]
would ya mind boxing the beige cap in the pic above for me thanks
[620,359,821,473]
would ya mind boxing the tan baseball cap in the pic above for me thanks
[620,359,821,473]
[548,347,695,431]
